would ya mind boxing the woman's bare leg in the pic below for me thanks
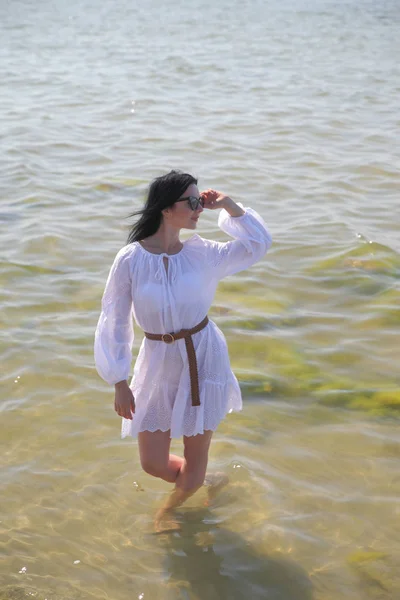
[155,430,213,526]
[138,430,185,483]
[138,429,227,530]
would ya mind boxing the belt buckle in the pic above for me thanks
[161,333,175,344]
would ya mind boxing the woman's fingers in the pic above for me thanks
[114,403,133,419]
[202,189,217,197]
[201,189,215,198]
[114,389,135,419]
[122,406,132,420]
[201,189,219,210]
[200,189,224,209]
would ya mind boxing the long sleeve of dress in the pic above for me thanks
[212,203,272,279]
[94,246,134,385]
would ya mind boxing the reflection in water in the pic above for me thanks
[156,508,313,600]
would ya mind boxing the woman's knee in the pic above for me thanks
[140,458,167,478]
[138,429,171,478]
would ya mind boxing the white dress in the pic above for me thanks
[94,203,272,439]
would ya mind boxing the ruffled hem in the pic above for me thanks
[121,407,242,438]
[121,378,242,439]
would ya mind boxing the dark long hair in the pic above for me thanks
[126,170,198,244]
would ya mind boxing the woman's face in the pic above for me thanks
[165,183,204,230]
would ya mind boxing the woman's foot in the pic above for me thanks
[154,507,181,534]
[203,472,230,507]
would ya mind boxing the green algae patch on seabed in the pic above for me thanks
[94,177,147,192]
[226,330,400,417]
[347,550,388,565]
[0,586,66,600]
[214,265,400,418]
[346,549,394,595]
[312,379,400,416]
[235,370,274,396]
[216,281,289,316]
[370,390,400,409]
[354,286,400,329]
[217,315,272,332]
[228,334,321,398]
[302,242,400,301]
[305,241,400,280]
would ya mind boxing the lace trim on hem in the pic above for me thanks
[120,406,243,439]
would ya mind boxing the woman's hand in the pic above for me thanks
[200,189,245,217]
[200,189,232,210]
[114,381,135,420]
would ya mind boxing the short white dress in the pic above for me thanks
[94,203,272,439]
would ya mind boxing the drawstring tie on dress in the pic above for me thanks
[143,316,209,407]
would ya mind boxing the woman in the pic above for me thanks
[94,170,272,530]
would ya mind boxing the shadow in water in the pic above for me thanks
[156,507,313,600]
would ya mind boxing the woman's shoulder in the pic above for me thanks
[185,234,221,252]
[111,242,141,268]
[116,242,140,258]
[183,234,221,260]
[183,235,230,272]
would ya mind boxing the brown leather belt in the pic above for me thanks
[144,316,209,407]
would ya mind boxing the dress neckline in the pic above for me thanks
[137,236,195,257]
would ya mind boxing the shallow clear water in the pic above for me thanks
[1,0,399,598]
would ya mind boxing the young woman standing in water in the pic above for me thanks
[94,170,272,531]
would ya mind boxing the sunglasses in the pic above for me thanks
[175,195,204,211]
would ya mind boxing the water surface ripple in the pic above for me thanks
[1,0,399,599]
